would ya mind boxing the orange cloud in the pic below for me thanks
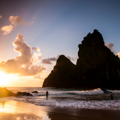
[0,33,46,76]
[1,25,14,35]
[117,52,120,58]
[9,16,29,26]
[0,15,2,19]
[34,74,43,79]
[1,16,32,35]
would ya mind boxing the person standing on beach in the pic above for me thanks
[110,92,113,100]
[46,91,49,99]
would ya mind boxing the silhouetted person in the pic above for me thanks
[110,92,113,100]
[46,91,49,99]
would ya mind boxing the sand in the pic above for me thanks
[0,100,120,120]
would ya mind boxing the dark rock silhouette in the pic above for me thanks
[16,92,32,96]
[43,55,75,88]
[43,29,120,90]
[32,91,38,93]
[0,87,14,97]
[74,29,120,90]
[0,87,32,97]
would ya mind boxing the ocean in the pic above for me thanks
[1,87,120,110]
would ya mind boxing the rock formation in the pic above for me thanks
[74,29,120,89]
[0,87,14,97]
[43,29,120,90]
[16,92,32,96]
[0,87,32,98]
[42,55,75,88]
[32,91,38,93]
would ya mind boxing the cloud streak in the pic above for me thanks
[42,56,76,64]
[32,47,40,52]
[0,15,2,19]
[0,33,46,76]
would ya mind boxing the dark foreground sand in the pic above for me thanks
[0,100,120,120]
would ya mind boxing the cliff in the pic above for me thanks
[42,55,75,88]
[43,29,120,90]
[74,29,120,90]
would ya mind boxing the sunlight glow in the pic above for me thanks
[0,71,13,87]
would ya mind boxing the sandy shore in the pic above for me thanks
[0,100,120,120]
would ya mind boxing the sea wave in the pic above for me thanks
[1,87,120,110]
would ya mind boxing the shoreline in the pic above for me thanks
[1,95,120,110]
[0,100,120,120]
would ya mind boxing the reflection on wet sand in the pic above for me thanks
[1,100,120,120]
[0,100,50,120]
[0,113,42,120]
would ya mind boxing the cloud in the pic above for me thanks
[0,33,46,76]
[34,71,48,80]
[105,43,115,53]
[42,56,76,64]
[42,57,57,64]
[33,53,41,63]
[0,15,2,19]
[0,16,32,35]
[117,52,120,58]
[32,47,40,52]
[32,47,41,63]
[34,75,44,79]
[42,59,53,64]
[9,16,29,26]
[1,25,14,35]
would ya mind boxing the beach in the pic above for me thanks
[5,87,120,110]
[0,100,120,120]
[0,0,120,119]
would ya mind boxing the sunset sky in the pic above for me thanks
[0,0,120,87]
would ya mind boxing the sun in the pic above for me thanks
[0,71,12,87]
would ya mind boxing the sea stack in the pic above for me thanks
[43,29,120,90]
[42,55,75,88]
[74,29,120,90]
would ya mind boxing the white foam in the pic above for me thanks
[4,87,120,110]
[32,98,120,110]
[6,96,120,110]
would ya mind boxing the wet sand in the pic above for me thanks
[0,100,120,120]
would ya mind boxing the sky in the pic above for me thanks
[0,0,120,87]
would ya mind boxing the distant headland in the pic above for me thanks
[43,29,120,90]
